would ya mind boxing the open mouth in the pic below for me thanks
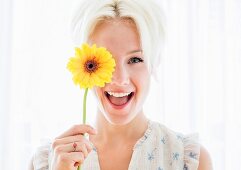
[104,91,134,106]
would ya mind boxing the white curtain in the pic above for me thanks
[0,0,13,169]
[152,1,241,170]
[0,0,240,169]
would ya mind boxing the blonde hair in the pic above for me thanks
[70,0,165,74]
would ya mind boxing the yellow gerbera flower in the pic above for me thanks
[67,43,116,89]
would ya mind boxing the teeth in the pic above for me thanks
[107,92,132,98]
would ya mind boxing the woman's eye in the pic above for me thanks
[128,57,144,64]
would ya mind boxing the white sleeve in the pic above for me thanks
[183,133,200,170]
[33,142,52,170]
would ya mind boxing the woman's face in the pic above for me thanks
[91,19,150,125]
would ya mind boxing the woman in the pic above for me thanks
[31,0,212,169]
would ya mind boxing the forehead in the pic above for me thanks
[89,19,141,57]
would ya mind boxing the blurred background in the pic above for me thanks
[0,0,241,169]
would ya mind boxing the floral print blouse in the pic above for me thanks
[33,120,200,170]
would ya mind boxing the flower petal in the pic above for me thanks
[67,43,116,89]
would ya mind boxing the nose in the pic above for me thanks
[110,63,130,86]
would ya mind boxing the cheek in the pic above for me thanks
[140,77,150,96]
[132,68,151,95]
[93,87,103,102]
[92,87,106,111]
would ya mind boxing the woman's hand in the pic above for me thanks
[50,124,97,170]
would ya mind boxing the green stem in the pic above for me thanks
[78,88,88,170]
[83,88,88,124]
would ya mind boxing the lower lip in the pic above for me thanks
[106,93,134,110]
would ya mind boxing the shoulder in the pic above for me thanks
[152,121,213,169]
[149,121,202,169]
[198,145,213,170]
[150,120,198,146]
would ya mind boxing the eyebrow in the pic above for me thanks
[126,49,143,55]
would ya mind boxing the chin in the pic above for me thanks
[104,107,147,126]
[103,112,136,126]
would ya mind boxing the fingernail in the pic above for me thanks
[74,162,80,167]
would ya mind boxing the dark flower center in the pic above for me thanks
[85,59,98,73]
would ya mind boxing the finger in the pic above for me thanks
[57,152,85,167]
[52,134,85,148]
[53,142,91,156]
[56,124,97,139]
[52,135,93,151]
[70,152,85,166]
[85,142,93,153]
[77,143,89,158]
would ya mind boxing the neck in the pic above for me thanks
[91,110,149,147]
